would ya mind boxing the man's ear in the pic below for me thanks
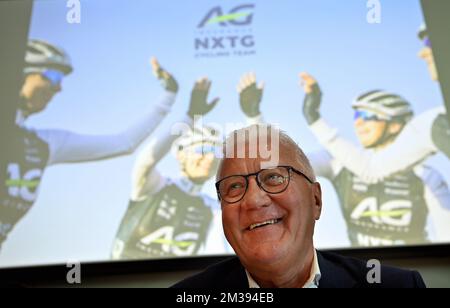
[312,182,322,220]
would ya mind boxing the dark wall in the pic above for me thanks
[421,0,450,119]
[2,246,449,288]
[16,252,450,288]
[0,0,32,133]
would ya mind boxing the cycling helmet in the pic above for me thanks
[24,39,73,75]
[352,90,414,122]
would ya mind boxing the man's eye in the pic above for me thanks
[264,174,285,185]
[229,183,244,190]
[226,182,245,197]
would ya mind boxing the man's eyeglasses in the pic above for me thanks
[215,166,314,204]
[41,69,65,87]
[354,110,387,122]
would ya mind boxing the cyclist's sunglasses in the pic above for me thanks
[41,69,65,87]
[354,110,387,121]
[190,144,217,155]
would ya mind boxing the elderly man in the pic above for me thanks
[172,125,426,288]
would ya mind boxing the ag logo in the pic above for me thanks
[351,197,412,227]
[140,226,199,256]
[6,163,42,202]
[198,4,254,28]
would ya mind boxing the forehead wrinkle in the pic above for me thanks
[217,125,317,182]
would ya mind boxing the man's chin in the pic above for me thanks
[244,243,287,265]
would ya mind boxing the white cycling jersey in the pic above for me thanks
[113,114,264,259]
[17,91,176,166]
[308,112,450,245]
[309,106,445,183]
[0,91,176,249]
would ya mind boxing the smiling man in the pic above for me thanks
[172,125,427,288]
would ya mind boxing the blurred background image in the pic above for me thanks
[0,0,449,269]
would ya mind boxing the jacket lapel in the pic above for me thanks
[221,253,361,288]
[221,257,249,288]
[317,252,359,288]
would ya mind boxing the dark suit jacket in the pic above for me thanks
[172,251,426,288]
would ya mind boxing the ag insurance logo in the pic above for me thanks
[194,4,256,59]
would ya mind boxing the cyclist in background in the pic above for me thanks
[300,72,450,246]
[299,25,449,184]
[0,39,178,251]
[112,72,266,259]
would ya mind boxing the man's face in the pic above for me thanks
[354,116,388,148]
[218,146,322,270]
[178,143,219,183]
[20,73,62,114]
[418,46,439,81]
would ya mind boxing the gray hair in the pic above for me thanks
[218,124,316,182]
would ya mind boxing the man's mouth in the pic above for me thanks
[247,218,282,231]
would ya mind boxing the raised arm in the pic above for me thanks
[309,108,442,183]
[307,150,337,180]
[237,72,265,125]
[131,76,220,200]
[299,72,442,183]
[41,57,179,166]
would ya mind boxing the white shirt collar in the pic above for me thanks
[246,249,321,288]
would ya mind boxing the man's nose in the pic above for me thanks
[240,176,271,210]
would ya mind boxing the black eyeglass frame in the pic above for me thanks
[215,165,315,204]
